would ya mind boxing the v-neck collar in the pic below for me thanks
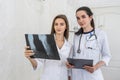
[57,39,67,51]
[54,34,67,50]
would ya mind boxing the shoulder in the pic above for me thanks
[65,39,73,48]
[95,28,107,36]
[95,28,108,41]
[73,33,80,39]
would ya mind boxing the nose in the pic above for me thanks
[57,24,61,28]
[78,18,83,22]
[77,19,82,25]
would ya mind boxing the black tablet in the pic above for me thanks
[67,58,93,69]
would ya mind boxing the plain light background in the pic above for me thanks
[0,0,120,80]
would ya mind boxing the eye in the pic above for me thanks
[81,15,86,18]
[76,17,80,20]
[54,23,58,26]
[60,23,64,26]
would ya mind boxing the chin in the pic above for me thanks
[80,26,85,28]
[56,32,62,35]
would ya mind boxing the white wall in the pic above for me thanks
[0,0,120,80]
[0,0,41,80]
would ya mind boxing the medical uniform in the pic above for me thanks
[34,39,72,80]
[70,28,111,80]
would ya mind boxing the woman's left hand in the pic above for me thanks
[83,61,105,73]
[83,65,97,73]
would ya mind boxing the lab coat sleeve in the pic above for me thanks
[100,31,112,66]
[68,45,74,58]
[34,58,45,70]
[69,34,76,58]
[67,46,73,76]
[68,68,72,76]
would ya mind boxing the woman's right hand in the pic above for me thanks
[66,61,74,68]
[24,46,34,59]
[24,46,37,69]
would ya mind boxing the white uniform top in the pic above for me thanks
[70,28,111,80]
[35,39,72,80]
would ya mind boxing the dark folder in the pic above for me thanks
[25,34,60,60]
[67,58,93,69]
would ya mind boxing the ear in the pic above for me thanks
[90,15,93,21]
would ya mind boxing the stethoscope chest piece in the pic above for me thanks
[77,49,81,53]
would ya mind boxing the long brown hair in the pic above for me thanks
[50,14,69,40]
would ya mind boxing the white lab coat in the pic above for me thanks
[70,28,111,80]
[34,39,72,80]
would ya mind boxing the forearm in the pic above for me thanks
[94,61,105,70]
[28,57,37,69]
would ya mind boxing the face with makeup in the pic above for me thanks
[76,10,93,30]
[54,18,66,35]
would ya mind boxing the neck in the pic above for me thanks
[83,26,93,32]
[55,34,64,41]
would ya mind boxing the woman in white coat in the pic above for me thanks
[25,14,72,80]
[66,6,112,80]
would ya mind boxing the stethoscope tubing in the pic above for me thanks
[77,30,97,53]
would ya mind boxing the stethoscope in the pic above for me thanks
[77,30,97,53]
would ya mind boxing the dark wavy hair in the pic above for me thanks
[75,6,95,35]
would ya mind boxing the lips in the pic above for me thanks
[56,29,62,32]
[80,23,84,26]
